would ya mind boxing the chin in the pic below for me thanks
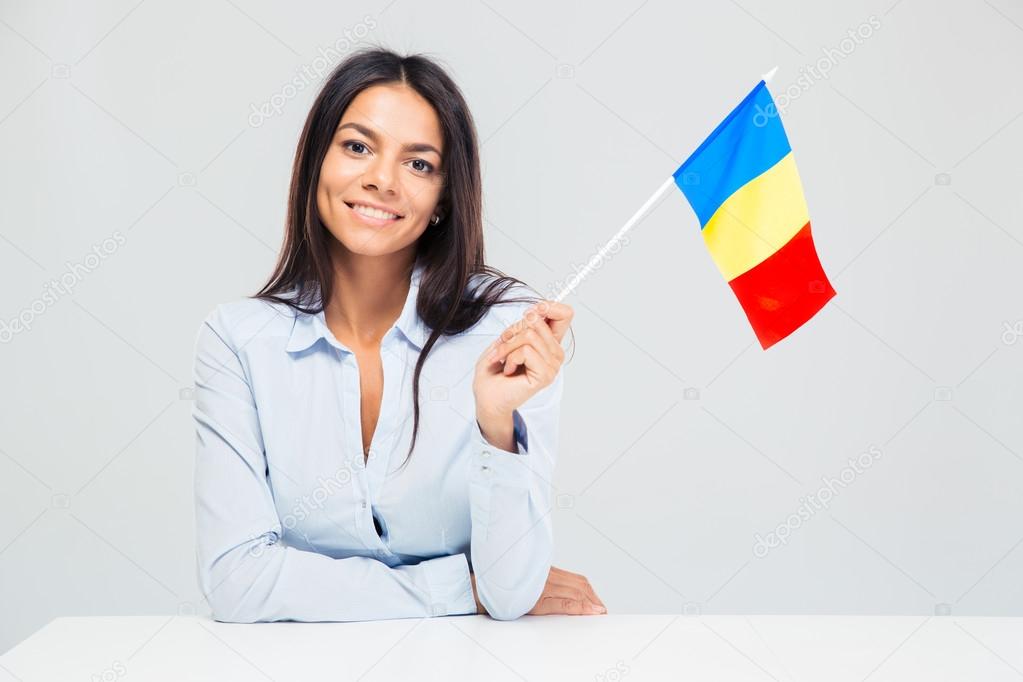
[328,223,418,258]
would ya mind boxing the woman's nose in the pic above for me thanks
[362,159,396,194]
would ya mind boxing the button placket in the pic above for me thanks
[367,335,409,490]
[338,349,371,538]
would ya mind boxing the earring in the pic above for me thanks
[430,214,440,225]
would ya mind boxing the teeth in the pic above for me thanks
[352,204,399,220]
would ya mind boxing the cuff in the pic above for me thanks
[470,413,536,490]
[512,409,529,452]
[421,553,477,616]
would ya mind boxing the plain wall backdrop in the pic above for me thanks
[1,0,1022,655]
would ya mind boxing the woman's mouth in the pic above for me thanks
[344,202,404,227]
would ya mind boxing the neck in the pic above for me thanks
[325,247,416,347]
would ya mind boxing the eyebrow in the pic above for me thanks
[337,122,441,156]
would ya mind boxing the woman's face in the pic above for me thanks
[317,83,445,258]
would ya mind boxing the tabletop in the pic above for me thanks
[1,614,1020,681]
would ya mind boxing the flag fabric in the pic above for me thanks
[672,79,835,349]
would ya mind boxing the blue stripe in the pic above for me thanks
[673,81,792,228]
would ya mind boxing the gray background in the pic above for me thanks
[1,0,1021,658]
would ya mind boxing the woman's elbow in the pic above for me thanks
[478,575,545,621]
[208,600,255,624]
[198,549,274,624]
[485,600,531,621]
[200,568,262,623]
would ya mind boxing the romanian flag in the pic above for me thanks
[673,79,835,349]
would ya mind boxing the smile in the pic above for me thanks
[344,201,404,225]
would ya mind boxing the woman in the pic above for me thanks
[192,47,605,622]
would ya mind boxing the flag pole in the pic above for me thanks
[551,66,780,304]
[552,175,676,303]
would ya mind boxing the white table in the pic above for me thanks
[1,614,1020,681]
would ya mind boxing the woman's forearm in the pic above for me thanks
[476,409,517,453]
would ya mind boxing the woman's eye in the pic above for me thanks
[409,159,433,173]
[343,141,368,154]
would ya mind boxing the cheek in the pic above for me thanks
[315,172,337,220]
[317,157,352,219]
[411,182,443,217]
[318,150,357,196]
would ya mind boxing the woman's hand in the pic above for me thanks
[469,567,606,616]
[472,300,573,436]
[469,572,485,614]
[527,566,606,615]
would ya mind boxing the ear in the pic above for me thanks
[433,195,449,224]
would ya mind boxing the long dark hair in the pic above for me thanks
[253,47,571,467]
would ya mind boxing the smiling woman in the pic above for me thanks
[191,47,604,625]
[321,89,444,237]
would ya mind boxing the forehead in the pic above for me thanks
[339,84,443,151]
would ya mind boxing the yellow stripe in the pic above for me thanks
[702,152,809,281]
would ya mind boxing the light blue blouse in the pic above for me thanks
[191,260,563,623]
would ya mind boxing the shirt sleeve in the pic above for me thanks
[467,366,564,620]
[192,306,477,623]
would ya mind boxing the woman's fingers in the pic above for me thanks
[494,325,561,370]
[525,311,565,362]
[502,344,555,382]
[531,594,604,616]
[503,347,523,376]
[548,569,605,609]
[527,567,607,615]
[492,301,572,362]
[531,598,576,616]
[528,300,574,343]
[492,325,537,364]
[532,597,603,616]
[556,576,604,609]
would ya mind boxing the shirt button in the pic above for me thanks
[361,501,367,509]
[481,450,491,459]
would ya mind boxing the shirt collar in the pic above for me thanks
[285,259,429,354]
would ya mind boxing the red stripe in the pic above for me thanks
[726,221,835,349]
